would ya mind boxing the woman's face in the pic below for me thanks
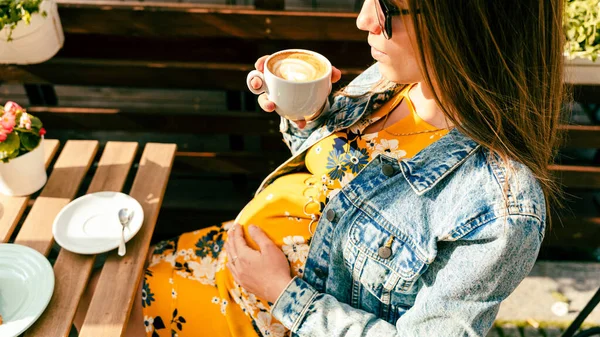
[356,0,423,84]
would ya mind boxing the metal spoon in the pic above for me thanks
[118,208,134,256]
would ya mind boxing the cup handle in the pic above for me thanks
[247,70,266,95]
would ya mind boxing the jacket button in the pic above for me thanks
[382,164,395,177]
[326,209,336,221]
[315,268,327,278]
[378,246,393,259]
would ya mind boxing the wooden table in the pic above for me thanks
[0,139,177,337]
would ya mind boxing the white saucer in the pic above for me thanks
[0,243,54,337]
[52,191,144,255]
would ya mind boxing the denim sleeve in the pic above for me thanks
[270,214,543,337]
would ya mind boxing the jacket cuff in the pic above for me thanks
[271,276,319,332]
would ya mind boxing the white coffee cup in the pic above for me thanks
[246,49,332,121]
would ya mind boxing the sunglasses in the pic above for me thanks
[374,0,419,39]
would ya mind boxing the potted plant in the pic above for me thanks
[563,0,600,84]
[0,101,47,196]
[0,0,64,64]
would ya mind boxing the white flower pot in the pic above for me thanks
[564,56,600,85]
[0,141,47,196]
[0,0,65,65]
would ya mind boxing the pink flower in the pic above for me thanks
[0,129,7,142]
[0,113,15,133]
[3,101,23,116]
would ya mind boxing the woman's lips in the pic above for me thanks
[371,46,387,60]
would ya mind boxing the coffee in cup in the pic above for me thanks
[246,49,332,121]
[267,51,329,82]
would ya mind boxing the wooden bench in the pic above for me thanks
[0,1,368,90]
[0,139,176,336]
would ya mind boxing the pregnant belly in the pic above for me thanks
[234,172,320,251]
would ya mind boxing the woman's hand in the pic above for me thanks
[250,55,343,129]
[225,224,293,304]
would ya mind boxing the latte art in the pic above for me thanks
[268,52,328,82]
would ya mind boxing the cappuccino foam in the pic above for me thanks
[268,52,328,82]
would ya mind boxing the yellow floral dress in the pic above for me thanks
[142,84,449,337]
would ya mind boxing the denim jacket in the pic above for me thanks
[260,64,546,337]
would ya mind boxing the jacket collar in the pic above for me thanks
[325,64,399,132]
[399,128,481,195]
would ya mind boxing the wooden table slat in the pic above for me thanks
[14,140,99,255]
[79,143,176,337]
[0,139,60,243]
[25,141,139,337]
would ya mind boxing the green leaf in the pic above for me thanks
[0,132,20,160]
[564,0,600,62]
[19,132,40,151]
[30,115,42,130]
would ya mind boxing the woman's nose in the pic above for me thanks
[356,0,382,35]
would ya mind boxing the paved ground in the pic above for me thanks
[488,261,600,337]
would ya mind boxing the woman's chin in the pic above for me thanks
[377,63,420,85]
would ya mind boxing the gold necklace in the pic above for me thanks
[379,93,450,137]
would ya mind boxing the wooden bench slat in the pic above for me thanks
[12,58,361,90]
[176,150,287,174]
[79,143,176,337]
[25,141,138,337]
[0,139,60,243]
[30,107,280,135]
[542,216,600,250]
[55,1,362,41]
[550,165,600,189]
[48,35,371,69]
[14,140,99,255]
[561,124,600,148]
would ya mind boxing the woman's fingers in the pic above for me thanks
[258,94,276,112]
[331,66,342,83]
[255,55,270,72]
[293,120,307,129]
[229,224,251,256]
[250,77,263,90]
[225,226,239,262]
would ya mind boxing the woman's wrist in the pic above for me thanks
[269,276,297,306]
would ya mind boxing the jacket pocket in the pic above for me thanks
[344,212,427,320]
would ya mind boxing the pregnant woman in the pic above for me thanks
[74,0,566,336]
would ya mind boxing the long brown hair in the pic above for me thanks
[405,0,567,223]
